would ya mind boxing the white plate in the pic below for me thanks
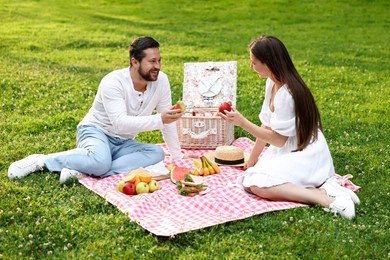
[198,187,211,195]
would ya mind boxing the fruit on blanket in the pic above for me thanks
[201,157,210,176]
[218,101,232,114]
[138,171,152,183]
[194,156,221,176]
[192,168,200,176]
[192,158,202,169]
[118,168,162,195]
[125,168,152,182]
[170,165,193,183]
[167,164,175,171]
[122,182,136,195]
[123,172,137,183]
[174,100,186,112]
[202,155,220,174]
[136,182,150,194]
[202,156,215,175]
[117,180,126,192]
[148,179,160,192]
[134,175,141,187]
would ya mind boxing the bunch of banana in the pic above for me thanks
[192,158,202,176]
[192,156,220,176]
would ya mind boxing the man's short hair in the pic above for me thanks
[129,36,160,66]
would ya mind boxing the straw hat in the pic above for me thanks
[204,146,250,167]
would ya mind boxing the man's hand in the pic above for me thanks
[161,106,184,124]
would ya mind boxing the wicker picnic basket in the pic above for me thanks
[176,61,237,149]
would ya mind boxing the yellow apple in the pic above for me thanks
[136,182,150,194]
[117,180,126,192]
[148,179,160,192]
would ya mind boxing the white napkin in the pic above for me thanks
[145,161,170,180]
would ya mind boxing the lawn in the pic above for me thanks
[0,0,389,258]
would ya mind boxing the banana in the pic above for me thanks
[201,156,214,175]
[203,167,210,176]
[168,164,176,172]
[192,158,202,169]
[193,168,200,176]
[207,160,215,175]
[204,156,220,174]
[201,157,210,176]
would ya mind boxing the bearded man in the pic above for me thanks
[9,36,185,183]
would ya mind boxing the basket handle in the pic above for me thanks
[182,128,217,139]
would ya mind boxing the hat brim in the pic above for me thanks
[204,151,250,167]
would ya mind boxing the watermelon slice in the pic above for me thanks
[170,166,203,184]
[170,166,192,183]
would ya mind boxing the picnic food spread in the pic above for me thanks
[175,174,208,197]
[117,168,160,195]
[191,156,220,176]
[169,165,207,196]
[170,165,195,183]
[117,150,224,197]
[214,146,245,165]
[169,164,212,196]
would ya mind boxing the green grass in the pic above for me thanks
[1,0,389,258]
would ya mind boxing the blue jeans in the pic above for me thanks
[44,125,165,178]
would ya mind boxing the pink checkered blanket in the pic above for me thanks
[79,137,360,237]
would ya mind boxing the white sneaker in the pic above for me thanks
[321,178,360,205]
[8,154,46,179]
[324,194,355,220]
[60,168,87,184]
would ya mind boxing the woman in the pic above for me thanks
[219,35,359,220]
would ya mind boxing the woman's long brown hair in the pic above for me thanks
[249,35,322,151]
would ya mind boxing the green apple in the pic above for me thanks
[136,182,150,194]
[117,180,126,192]
[148,179,160,192]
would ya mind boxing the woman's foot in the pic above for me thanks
[324,194,355,220]
[320,178,360,205]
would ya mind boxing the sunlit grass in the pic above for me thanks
[0,0,389,258]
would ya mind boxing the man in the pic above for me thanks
[8,36,184,184]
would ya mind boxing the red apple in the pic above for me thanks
[218,101,232,114]
[122,182,136,195]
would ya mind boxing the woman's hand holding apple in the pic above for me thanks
[219,107,247,128]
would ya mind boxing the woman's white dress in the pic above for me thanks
[242,78,335,188]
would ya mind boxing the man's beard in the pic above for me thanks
[138,66,159,81]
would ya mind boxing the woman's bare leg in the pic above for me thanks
[250,183,334,207]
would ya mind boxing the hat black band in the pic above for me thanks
[214,157,244,165]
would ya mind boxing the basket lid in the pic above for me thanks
[182,61,237,108]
